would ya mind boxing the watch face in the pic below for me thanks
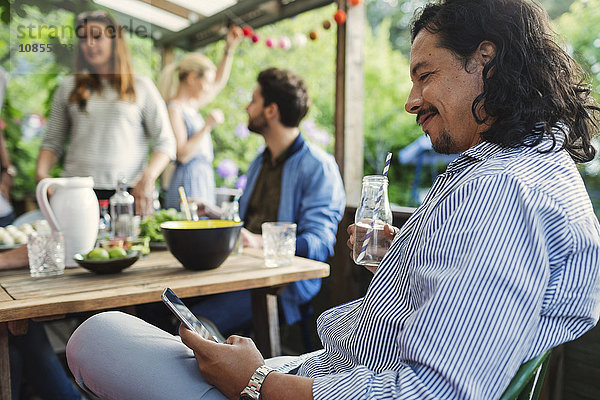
[239,394,255,400]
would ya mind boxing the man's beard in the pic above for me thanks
[248,112,268,134]
[430,129,458,154]
[417,106,458,154]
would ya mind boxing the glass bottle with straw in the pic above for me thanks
[178,186,198,221]
[353,152,393,266]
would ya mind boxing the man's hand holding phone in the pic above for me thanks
[179,327,265,399]
[161,288,221,342]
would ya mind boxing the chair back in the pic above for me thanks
[499,349,552,400]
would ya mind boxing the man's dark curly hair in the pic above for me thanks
[257,68,310,128]
[411,0,599,163]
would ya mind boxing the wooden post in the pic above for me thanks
[251,288,281,358]
[0,323,10,400]
[334,0,365,208]
[334,0,347,179]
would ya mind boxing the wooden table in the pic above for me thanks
[0,248,329,400]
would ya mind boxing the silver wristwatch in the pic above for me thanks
[239,365,275,400]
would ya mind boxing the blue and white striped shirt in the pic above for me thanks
[299,135,600,399]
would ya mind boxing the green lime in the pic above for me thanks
[108,247,128,259]
[87,248,110,260]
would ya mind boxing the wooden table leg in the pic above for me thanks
[0,322,11,400]
[251,288,281,358]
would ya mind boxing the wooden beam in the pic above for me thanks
[156,0,267,48]
[341,0,365,207]
[137,0,203,20]
[334,0,346,179]
[157,0,335,50]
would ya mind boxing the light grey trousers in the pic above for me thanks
[66,311,300,400]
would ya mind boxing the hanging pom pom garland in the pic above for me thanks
[279,36,291,50]
[292,32,308,47]
[242,26,254,37]
[232,0,363,49]
[334,10,347,25]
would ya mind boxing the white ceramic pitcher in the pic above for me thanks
[36,177,99,267]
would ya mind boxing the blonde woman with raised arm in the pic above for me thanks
[158,26,243,210]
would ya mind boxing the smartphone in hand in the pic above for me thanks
[161,287,221,342]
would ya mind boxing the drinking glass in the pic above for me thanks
[27,230,65,277]
[261,222,296,268]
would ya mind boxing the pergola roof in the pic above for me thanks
[94,0,334,51]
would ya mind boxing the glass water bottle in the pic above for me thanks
[110,178,135,239]
[352,175,393,266]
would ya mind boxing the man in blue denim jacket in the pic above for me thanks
[190,68,345,333]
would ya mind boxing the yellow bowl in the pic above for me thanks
[160,220,243,270]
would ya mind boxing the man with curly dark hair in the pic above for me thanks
[408,0,598,161]
[66,1,600,399]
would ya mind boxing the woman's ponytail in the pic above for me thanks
[157,61,180,102]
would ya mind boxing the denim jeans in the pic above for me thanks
[0,211,15,227]
[190,289,253,337]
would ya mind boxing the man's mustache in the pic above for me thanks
[416,107,439,125]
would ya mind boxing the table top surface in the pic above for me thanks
[0,248,329,322]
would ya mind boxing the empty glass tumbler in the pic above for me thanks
[352,175,393,266]
[28,230,65,277]
[261,222,297,268]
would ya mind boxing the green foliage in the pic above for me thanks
[364,0,574,56]
[129,34,161,81]
[1,95,62,200]
[366,0,427,56]
[541,0,575,19]
[0,4,72,200]
[139,208,181,242]
[554,0,600,218]
[362,18,423,205]
[555,0,600,101]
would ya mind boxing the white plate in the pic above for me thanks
[0,243,22,252]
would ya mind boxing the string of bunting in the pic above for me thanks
[229,0,363,50]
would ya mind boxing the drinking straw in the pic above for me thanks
[356,152,392,263]
[178,186,192,221]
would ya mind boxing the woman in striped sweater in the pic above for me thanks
[36,11,175,215]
